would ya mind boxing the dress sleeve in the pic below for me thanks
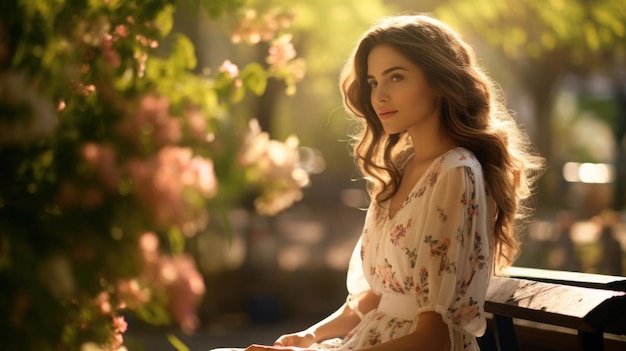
[416,165,492,337]
[346,236,370,296]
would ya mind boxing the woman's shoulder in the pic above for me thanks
[438,147,482,175]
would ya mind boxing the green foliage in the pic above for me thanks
[241,62,268,96]
[434,0,626,209]
[0,0,311,350]
[201,0,247,19]
[436,0,626,62]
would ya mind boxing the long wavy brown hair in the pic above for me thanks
[339,14,544,266]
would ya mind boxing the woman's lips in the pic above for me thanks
[378,110,397,119]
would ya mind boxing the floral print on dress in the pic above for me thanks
[411,160,442,200]
[415,266,430,304]
[387,318,411,338]
[389,218,411,246]
[424,235,456,276]
[451,297,481,324]
[377,259,405,293]
[340,148,492,351]
[401,247,417,268]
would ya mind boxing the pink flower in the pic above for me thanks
[238,119,310,215]
[119,95,181,148]
[133,234,206,334]
[135,52,147,78]
[255,187,303,216]
[266,34,296,68]
[151,254,205,334]
[127,147,217,231]
[115,25,128,38]
[113,315,127,333]
[82,142,120,191]
[238,119,270,166]
[116,279,150,309]
[218,60,239,78]
[101,33,120,68]
[139,232,159,255]
[185,156,217,198]
[109,315,127,349]
[230,9,295,44]
[95,292,111,314]
[185,106,208,141]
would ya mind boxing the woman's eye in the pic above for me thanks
[391,75,403,82]
[368,80,378,88]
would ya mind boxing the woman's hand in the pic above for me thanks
[241,329,317,351]
[243,344,316,351]
[274,330,316,347]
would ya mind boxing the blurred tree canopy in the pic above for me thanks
[435,0,626,209]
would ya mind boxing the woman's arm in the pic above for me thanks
[274,290,381,347]
[247,310,450,351]
[310,290,381,342]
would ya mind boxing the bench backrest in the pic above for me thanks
[481,267,626,351]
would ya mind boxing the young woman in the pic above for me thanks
[212,13,543,351]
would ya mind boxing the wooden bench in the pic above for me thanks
[478,267,626,351]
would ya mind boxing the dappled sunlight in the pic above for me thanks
[277,244,311,271]
[197,234,247,273]
[277,218,325,244]
[325,239,357,270]
[198,200,365,274]
[570,220,602,243]
[340,188,369,209]
[518,213,626,276]
[563,162,616,184]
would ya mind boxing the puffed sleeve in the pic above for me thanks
[346,236,370,296]
[415,165,492,337]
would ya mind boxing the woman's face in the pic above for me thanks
[366,44,441,135]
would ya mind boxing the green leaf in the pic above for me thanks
[168,226,185,254]
[241,62,267,96]
[167,334,190,351]
[200,0,246,19]
[217,206,233,246]
[155,4,175,36]
[135,303,171,325]
[171,34,198,70]
[231,84,246,103]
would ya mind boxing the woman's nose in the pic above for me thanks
[372,86,389,103]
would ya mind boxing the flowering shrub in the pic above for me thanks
[0,0,310,350]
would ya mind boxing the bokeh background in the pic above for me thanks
[1,0,625,350]
[149,0,626,348]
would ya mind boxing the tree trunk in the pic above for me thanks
[612,77,626,210]
[518,56,564,211]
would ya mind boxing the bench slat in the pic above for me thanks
[485,276,626,333]
[501,266,626,291]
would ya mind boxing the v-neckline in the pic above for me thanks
[386,147,457,221]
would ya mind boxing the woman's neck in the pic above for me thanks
[407,127,457,163]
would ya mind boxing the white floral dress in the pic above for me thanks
[209,148,494,351]
[320,147,494,351]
